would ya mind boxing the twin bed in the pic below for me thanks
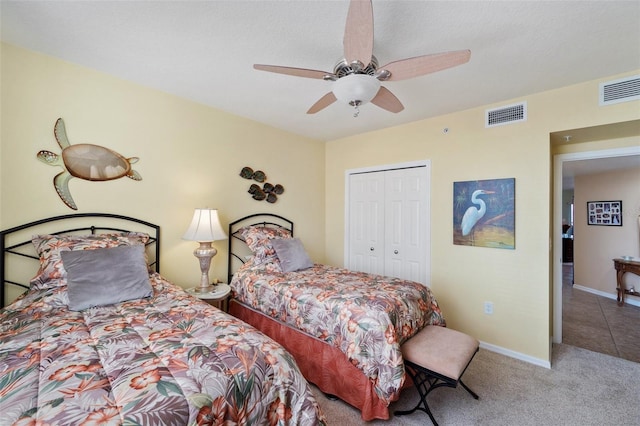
[1,212,446,423]
[227,213,445,421]
[0,214,324,425]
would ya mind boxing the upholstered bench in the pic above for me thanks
[395,325,480,425]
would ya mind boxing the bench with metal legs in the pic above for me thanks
[395,325,480,425]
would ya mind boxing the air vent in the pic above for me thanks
[599,75,640,106]
[485,101,527,128]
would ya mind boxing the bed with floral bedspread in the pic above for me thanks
[228,220,446,421]
[0,218,324,426]
[231,261,445,405]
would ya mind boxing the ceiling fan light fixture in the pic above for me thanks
[332,74,381,106]
[253,1,469,115]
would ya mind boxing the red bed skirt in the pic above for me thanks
[229,299,395,421]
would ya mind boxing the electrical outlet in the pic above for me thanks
[484,301,494,315]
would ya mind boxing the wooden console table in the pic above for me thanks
[614,258,640,306]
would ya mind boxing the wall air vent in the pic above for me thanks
[485,101,527,128]
[599,75,640,106]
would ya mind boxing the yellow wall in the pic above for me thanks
[325,72,640,362]
[3,42,639,364]
[0,43,326,298]
[554,135,640,156]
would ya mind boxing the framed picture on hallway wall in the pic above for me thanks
[587,200,622,226]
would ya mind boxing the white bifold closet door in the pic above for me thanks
[348,165,429,284]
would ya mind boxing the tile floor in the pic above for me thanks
[562,263,640,363]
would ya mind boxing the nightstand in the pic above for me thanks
[186,283,231,312]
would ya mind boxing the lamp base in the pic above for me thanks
[193,242,217,294]
[194,285,216,294]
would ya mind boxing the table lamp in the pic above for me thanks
[183,208,227,293]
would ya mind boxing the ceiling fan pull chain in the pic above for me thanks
[353,105,360,118]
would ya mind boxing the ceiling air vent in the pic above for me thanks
[485,101,527,128]
[599,75,640,106]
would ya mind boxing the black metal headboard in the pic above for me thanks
[227,213,293,283]
[1,213,160,307]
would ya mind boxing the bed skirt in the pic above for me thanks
[229,299,395,421]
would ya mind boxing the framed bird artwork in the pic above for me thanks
[453,178,515,249]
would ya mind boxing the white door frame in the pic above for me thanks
[344,159,431,285]
[552,145,640,343]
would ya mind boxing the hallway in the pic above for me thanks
[562,263,640,363]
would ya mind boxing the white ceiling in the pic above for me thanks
[1,1,639,142]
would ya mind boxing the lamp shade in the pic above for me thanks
[333,74,381,105]
[182,208,227,242]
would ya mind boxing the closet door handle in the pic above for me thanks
[394,250,399,254]
[370,247,375,251]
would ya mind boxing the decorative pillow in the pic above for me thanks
[271,238,314,272]
[61,245,152,311]
[239,226,292,264]
[31,232,149,288]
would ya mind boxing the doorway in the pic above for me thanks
[553,145,640,346]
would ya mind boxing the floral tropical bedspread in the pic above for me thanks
[230,261,446,404]
[0,273,325,425]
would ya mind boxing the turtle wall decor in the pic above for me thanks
[37,118,142,210]
[239,166,284,203]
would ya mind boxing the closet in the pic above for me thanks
[347,163,430,285]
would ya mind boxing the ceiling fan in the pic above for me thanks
[254,0,471,116]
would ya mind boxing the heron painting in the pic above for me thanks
[454,178,515,249]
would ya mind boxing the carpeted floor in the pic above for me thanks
[313,343,640,425]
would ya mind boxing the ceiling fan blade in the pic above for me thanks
[307,92,337,114]
[379,49,471,81]
[343,0,374,69]
[254,64,333,80]
[371,86,404,113]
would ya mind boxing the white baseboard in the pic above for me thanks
[479,341,551,369]
[478,284,639,369]
[573,284,640,308]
